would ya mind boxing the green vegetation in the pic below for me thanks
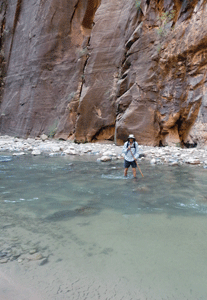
[77,47,89,58]
[156,9,175,53]
[68,92,76,102]
[135,0,141,10]
[156,43,162,53]
[156,9,175,37]
[48,120,58,138]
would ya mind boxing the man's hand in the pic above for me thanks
[127,146,131,150]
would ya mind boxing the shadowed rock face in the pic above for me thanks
[0,0,207,146]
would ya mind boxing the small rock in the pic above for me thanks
[186,158,200,165]
[2,223,14,229]
[83,149,92,153]
[150,158,156,164]
[0,251,7,258]
[102,151,115,156]
[111,156,118,160]
[39,257,48,266]
[29,249,37,254]
[12,249,22,259]
[63,148,77,155]
[100,155,112,162]
[49,153,59,157]
[32,150,41,156]
[27,252,43,261]
[0,258,8,264]
[40,134,48,141]
[12,152,25,156]
[18,258,23,263]
[51,146,61,152]
[169,161,179,166]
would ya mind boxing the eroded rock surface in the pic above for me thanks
[0,0,207,147]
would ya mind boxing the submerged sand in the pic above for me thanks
[1,206,207,299]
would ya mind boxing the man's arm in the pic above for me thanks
[122,142,128,155]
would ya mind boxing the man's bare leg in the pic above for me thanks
[132,168,137,178]
[124,168,128,177]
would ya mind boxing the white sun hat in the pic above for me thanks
[128,134,135,139]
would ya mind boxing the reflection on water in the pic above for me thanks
[0,153,207,299]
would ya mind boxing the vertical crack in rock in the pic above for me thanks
[115,6,145,144]
[0,0,7,104]
[7,0,23,70]
[69,0,81,33]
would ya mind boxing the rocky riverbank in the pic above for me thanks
[0,135,207,168]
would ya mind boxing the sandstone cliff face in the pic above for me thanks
[0,0,207,146]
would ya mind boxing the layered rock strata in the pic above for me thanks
[0,0,207,146]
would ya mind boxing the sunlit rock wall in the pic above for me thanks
[0,0,207,146]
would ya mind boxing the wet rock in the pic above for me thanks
[0,251,7,258]
[100,155,112,162]
[150,158,156,164]
[133,186,150,193]
[186,158,201,165]
[0,258,8,264]
[12,152,26,156]
[49,153,59,157]
[63,148,77,155]
[27,253,43,261]
[83,149,92,153]
[50,146,61,152]
[2,223,14,229]
[102,151,116,157]
[170,161,179,166]
[40,134,48,141]
[29,249,37,254]
[39,257,48,266]
[12,248,22,259]
[32,150,41,156]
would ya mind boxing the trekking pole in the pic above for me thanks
[130,149,144,177]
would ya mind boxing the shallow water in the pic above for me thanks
[1,153,207,299]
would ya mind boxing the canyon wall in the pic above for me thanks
[0,0,207,146]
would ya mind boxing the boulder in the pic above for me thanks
[150,158,156,164]
[12,152,25,156]
[63,148,77,155]
[102,151,116,156]
[100,155,112,162]
[40,134,48,141]
[32,150,41,156]
[185,158,200,165]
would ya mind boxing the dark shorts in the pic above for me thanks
[124,159,137,168]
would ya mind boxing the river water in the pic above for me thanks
[0,153,207,299]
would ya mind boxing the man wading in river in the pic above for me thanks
[122,134,139,178]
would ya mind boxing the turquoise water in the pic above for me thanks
[0,153,207,299]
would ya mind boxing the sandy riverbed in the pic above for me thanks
[0,135,207,299]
